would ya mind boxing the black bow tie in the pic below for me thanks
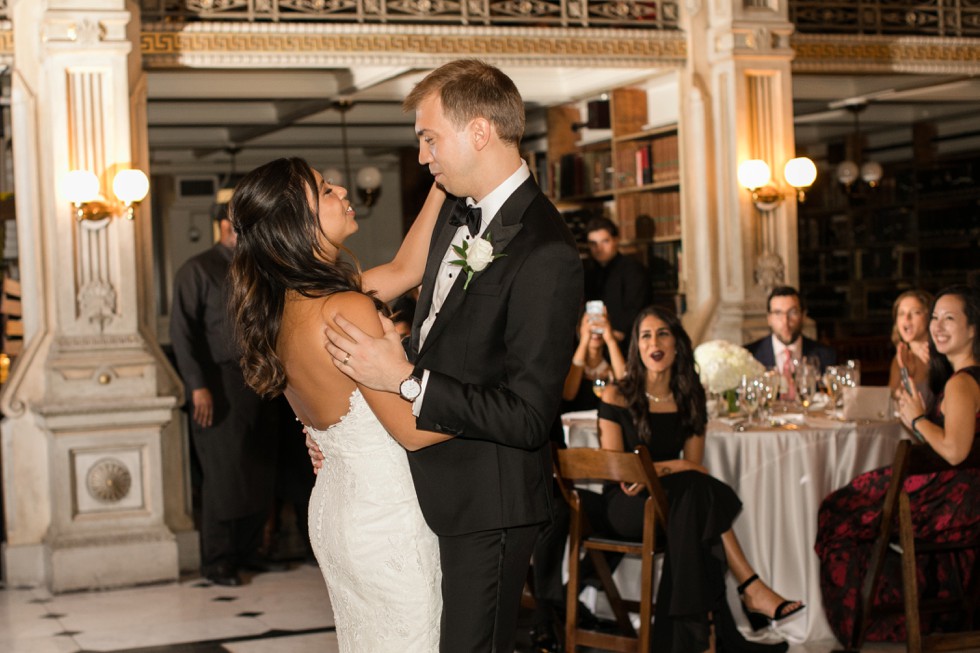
[449,201,482,237]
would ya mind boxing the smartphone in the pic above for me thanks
[900,367,913,395]
[585,300,604,334]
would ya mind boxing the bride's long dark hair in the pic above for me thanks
[616,306,707,444]
[229,157,381,397]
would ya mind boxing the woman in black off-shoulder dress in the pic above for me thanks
[583,306,804,653]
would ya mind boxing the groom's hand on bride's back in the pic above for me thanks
[304,428,325,474]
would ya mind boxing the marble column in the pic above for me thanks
[0,0,192,592]
[679,0,801,344]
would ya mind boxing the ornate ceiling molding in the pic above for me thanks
[138,21,686,69]
[791,34,980,75]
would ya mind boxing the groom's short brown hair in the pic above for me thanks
[403,59,526,147]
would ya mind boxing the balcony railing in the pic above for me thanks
[790,0,980,38]
[137,0,680,28]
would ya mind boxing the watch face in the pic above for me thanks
[400,377,421,400]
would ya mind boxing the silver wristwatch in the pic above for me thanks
[399,375,422,402]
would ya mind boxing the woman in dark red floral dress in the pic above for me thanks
[815,285,980,644]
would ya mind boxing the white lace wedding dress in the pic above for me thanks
[305,389,442,652]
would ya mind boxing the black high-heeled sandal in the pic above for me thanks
[736,574,806,631]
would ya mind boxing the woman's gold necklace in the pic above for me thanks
[645,391,673,403]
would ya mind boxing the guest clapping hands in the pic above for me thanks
[888,290,933,398]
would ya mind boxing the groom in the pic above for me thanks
[325,59,582,651]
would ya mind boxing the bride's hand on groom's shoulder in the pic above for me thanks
[325,312,412,393]
[304,428,325,474]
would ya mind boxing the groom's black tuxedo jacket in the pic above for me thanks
[407,177,583,537]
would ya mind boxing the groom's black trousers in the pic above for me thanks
[438,522,541,652]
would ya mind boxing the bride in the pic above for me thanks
[228,157,450,651]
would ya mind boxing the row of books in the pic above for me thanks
[617,134,680,188]
[553,150,613,199]
[616,191,681,241]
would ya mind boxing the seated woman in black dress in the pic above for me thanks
[815,285,980,645]
[589,306,803,653]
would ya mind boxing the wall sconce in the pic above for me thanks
[64,169,150,228]
[737,157,817,211]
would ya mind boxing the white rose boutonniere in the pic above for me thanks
[450,232,505,290]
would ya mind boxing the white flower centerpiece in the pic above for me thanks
[693,339,765,415]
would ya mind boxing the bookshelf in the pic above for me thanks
[798,151,980,345]
[547,85,683,312]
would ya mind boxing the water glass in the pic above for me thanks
[795,358,820,413]
[844,359,861,387]
[823,365,842,409]
[739,374,761,424]
[759,368,780,423]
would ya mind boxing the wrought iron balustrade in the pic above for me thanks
[137,0,678,28]
[790,0,980,38]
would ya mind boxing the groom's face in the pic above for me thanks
[414,94,475,198]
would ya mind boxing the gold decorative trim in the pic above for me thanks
[792,34,980,74]
[139,22,686,68]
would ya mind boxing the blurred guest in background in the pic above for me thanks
[744,286,836,398]
[562,307,626,413]
[170,209,280,587]
[583,217,651,352]
[815,284,980,645]
[887,289,933,398]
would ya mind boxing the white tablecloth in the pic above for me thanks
[561,410,907,643]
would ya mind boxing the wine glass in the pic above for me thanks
[592,377,607,399]
[759,368,780,424]
[823,365,842,411]
[739,374,761,425]
[795,358,820,414]
[844,359,861,387]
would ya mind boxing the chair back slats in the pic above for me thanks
[845,437,980,653]
[557,447,648,486]
[555,445,670,653]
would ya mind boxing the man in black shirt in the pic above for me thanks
[583,217,652,353]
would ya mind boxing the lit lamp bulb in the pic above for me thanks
[860,161,883,188]
[738,159,782,211]
[737,159,771,190]
[836,161,860,187]
[355,166,383,208]
[783,157,818,201]
[322,167,345,186]
[64,170,101,205]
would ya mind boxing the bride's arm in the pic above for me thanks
[362,183,446,303]
[326,293,451,451]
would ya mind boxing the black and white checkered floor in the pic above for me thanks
[0,564,910,652]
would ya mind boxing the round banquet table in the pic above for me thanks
[560,409,908,643]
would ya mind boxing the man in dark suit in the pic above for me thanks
[325,60,582,652]
[745,286,837,397]
[583,217,652,353]
[170,211,279,586]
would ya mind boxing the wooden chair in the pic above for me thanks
[555,445,669,652]
[840,439,980,652]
